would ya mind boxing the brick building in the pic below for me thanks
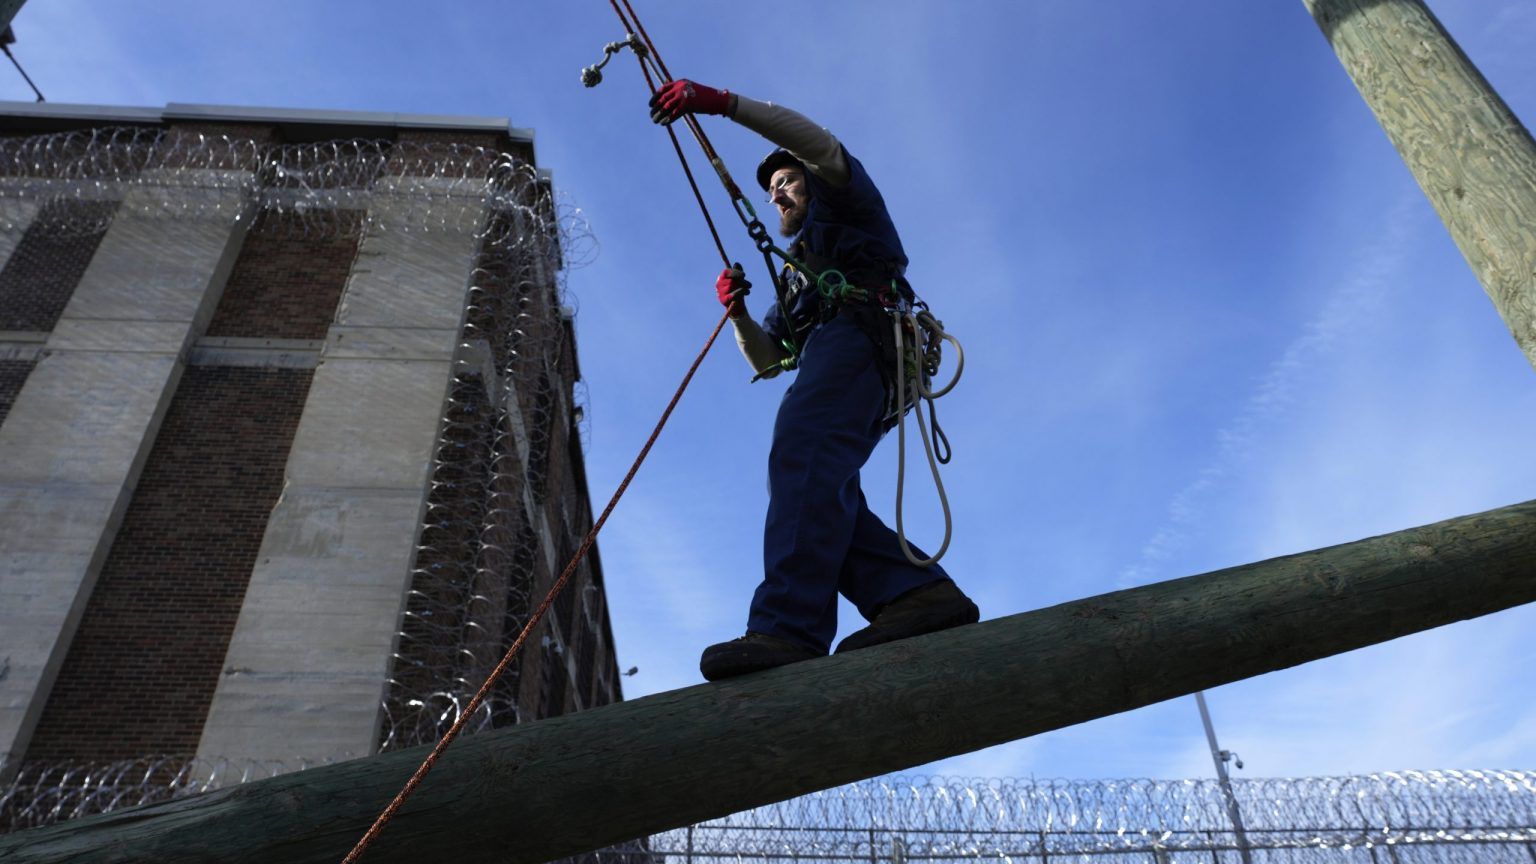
[0,101,620,828]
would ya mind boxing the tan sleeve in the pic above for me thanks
[730,94,851,187]
[731,313,789,379]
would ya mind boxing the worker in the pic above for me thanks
[649,80,980,681]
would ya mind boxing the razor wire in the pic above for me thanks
[0,125,596,265]
[0,125,604,778]
[624,772,1536,863]
[0,754,322,831]
[5,762,1535,861]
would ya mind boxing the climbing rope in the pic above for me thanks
[341,310,732,864]
[340,3,745,861]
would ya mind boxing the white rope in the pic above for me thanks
[914,310,963,399]
[892,311,962,568]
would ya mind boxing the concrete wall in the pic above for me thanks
[195,195,485,766]
[0,178,250,771]
[20,364,314,762]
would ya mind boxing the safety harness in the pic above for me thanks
[756,241,966,568]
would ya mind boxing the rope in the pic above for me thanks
[602,0,734,267]
[892,312,964,568]
[613,0,670,80]
[341,1,747,858]
[341,310,731,864]
[1,42,44,103]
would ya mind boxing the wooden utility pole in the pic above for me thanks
[1304,0,1536,370]
[0,1,24,33]
[2,499,1534,864]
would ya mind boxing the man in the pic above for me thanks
[650,80,979,682]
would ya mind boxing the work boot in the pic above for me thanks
[700,632,823,681]
[834,579,979,654]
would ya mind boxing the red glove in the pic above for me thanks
[716,265,750,318]
[649,79,731,125]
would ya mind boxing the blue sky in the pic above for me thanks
[9,1,1533,782]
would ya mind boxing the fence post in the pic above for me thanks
[685,825,693,864]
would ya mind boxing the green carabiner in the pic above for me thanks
[815,268,868,304]
[816,268,847,301]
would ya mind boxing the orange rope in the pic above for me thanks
[341,309,731,863]
[341,2,740,858]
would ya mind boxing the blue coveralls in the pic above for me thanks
[748,147,950,652]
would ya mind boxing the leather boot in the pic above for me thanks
[700,632,823,681]
[834,579,979,654]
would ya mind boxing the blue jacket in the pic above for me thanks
[763,147,908,345]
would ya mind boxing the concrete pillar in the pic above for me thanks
[0,199,41,272]
[0,177,249,772]
[195,189,485,767]
[0,199,43,369]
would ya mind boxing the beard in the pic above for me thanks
[778,201,808,237]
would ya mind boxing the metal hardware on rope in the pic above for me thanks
[579,33,647,88]
[737,201,775,255]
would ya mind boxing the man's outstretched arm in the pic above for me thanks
[649,80,850,186]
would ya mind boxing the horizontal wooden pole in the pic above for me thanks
[4,499,1534,863]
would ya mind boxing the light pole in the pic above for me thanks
[1195,691,1253,864]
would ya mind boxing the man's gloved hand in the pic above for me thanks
[649,79,731,125]
[716,264,750,319]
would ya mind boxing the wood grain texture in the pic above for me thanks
[1305,0,1536,370]
[4,499,1535,863]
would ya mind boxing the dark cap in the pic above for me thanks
[755,148,805,191]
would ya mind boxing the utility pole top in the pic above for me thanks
[1304,0,1536,372]
[0,2,25,33]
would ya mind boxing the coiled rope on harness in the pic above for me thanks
[892,307,964,567]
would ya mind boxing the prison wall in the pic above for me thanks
[0,103,621,831]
